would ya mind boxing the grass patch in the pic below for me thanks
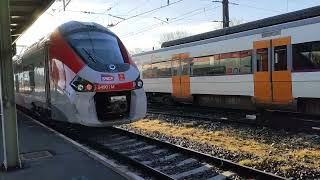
[127,119,320,171]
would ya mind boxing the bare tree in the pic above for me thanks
[129,46,163,54]
[129,48,146,55]
[214,18,245,29]
[158,30,191,45]
[229,18,245,27]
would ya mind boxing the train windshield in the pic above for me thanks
[67,31,125,66]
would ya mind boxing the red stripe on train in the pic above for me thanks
[49,30,85,74]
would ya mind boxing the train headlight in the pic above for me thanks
[71,76,95,92]
[77,84,84,91]
[136,80,143,88]
[135,78,143,89]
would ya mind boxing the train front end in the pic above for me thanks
[50,21,146,126]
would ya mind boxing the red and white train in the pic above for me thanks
[14,21,147,126]
[133,6,320,115]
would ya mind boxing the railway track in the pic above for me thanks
[147,108,258,126]
[147,103,320,133]
[19,107,288,180]
[77,127,287,180]
[39,119,286,180]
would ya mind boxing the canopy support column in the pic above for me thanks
[0,0,21,170]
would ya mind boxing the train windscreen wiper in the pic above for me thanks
[82,48,96,63]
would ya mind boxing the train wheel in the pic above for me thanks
[256,108,268,125]
[192,95,200,106]
[162,96,175,105]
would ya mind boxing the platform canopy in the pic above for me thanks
[10,0,55,43]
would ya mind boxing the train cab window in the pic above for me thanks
[66,31,125,71]
[293,41,320,71]
[257,48,269,72]
[274,46,287,71]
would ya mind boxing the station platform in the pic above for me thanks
[0,112,130,180]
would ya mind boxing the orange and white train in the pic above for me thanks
[133,6,320,115]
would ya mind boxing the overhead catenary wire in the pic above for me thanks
[108,0,126,13]
[237,3,283,13]
[121,5,221,39]
[120,8,199,38]
[58,1,298,42]
[110,0,185,27]
[66,0,185,27]
[121,7,218,38]
[232,0,283,13]
[125,0,152,14]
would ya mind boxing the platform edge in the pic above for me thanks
[18,112,144,180]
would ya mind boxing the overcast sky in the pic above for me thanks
[16,0,320,53]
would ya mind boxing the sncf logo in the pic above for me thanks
[118,73,125,81]
[101,74,114,81]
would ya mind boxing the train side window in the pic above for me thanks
[274,45,287,71]
[152,61,172,78]
[23,71,31,93]
[191,56,209,76]
[181,60,190,76]
[29,65,35,92]
[257,48,269,72]
[142,64,153,78]
[209,55,224,75]
[293,41,320,71]
[240,50,252,74]
[18,72,23,93]
[172,60,180,76]
[219,58,227,74]
[14,75,19,93]
[191,55,221,76]
[220,52,241,75]
[191,51,251,76]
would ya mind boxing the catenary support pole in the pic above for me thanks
[63,0,66,11]
[0,0,21,170]
[222,0,230,28]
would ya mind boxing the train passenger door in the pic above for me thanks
[253,37,293,104]
[171,53,192,100]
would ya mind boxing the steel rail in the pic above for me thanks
[18,107,290,179]
[81,137,174,180]
[110,127,288,180]
[147,103,320,132]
